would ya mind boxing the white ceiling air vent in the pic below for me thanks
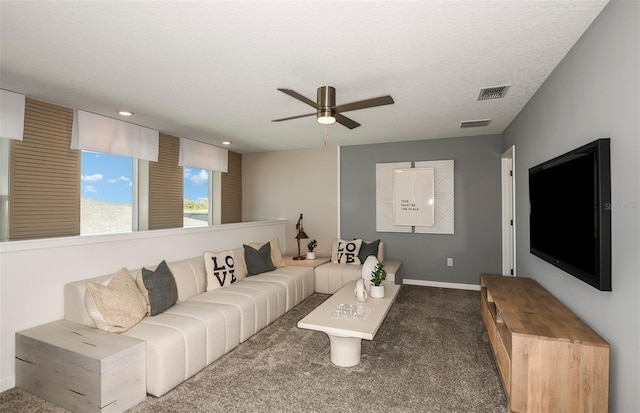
[477,85,510,100]
[460,119,492,128]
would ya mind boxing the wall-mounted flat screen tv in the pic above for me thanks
[529,138,611,291]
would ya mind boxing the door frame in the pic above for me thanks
[501,146,516,276]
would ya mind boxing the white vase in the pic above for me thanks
[306,252,316,260]
[354,279,368,302]
[369,284,385,298]
[361,255,379,292]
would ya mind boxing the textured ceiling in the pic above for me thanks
[0,1,608,153]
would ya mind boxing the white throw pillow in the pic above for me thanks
[361,255,380,290]
[204,250,239,291]
[336,239,363,265]
[85,267,147,333]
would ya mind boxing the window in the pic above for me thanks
[81,151,133,235]
[3,98,242,241]
[183,167,209,227]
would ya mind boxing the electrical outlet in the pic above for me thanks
[447,258,454,267]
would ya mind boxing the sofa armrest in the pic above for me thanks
[381,260,402,285]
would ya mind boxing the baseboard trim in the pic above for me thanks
[1,376,15,393]
[403,278,481,291]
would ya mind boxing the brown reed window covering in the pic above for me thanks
[148,133,183,230]
[221,150,242,224]
[9,98,79,240]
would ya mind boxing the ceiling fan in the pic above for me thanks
[272,86,394,129]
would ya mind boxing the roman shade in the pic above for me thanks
[1,89,26,141]
[149,134,183,230]
[179,138,228,173]
[10,98,79,240]
[71,110,159,162]
[221,151,242,223]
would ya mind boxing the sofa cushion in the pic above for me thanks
[250,266,315,308]
[314,262,364,294]
[137,260,178,316]
[358,239,381,263]
[249,238,285,268]
[167,256,208,301]
[336,239,362,264]
[204,249,239,291]
[85,267,147,333]
[123,311,207,397]
[243,243,276,275]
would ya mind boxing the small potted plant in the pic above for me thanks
[306,239,318,260]
[369,262,387,298]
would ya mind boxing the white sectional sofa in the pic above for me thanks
[61,238,399,400]
[64,246,314,397]
[315,240,402,294]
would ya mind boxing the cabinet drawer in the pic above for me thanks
[480,293,511,398]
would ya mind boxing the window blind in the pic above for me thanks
[148,134,183,229]
[221,151,242,223]
[1,89,26,141]
[71,110,159,162]
[179,138,228,172]
[9,98,79,240]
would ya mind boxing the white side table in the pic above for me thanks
[283,256,331,268]
[16,319,146,412]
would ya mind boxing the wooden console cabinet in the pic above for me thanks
[480,274,609,413]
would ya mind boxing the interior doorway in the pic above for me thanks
[501,146,516,276]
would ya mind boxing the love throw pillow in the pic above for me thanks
[204,250,238,291]
[337,239,362,265]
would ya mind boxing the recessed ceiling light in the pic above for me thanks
[222,141,231,145]
[118,110,134,116]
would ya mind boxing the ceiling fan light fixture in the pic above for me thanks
[317,109,336,125]
[273,85,392,130]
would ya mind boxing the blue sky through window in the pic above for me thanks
[81,152,208,204]
[81,152,132,204]
[183,168,208,202]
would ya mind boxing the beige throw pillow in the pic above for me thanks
[85,267,147,333]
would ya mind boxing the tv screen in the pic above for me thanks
[529,139,611,291]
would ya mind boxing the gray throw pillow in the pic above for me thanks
[243,243,276,276]
[358,239,380,263]
[141,260,178,316]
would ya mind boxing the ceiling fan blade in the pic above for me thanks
[272,112,316,122]
[335,113,361,129]
[277,88,319,109]
[333,95,394,113]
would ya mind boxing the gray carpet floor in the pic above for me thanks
[0,285,508,412]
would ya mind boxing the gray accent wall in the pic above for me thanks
[502,1,639,410]
[340,134,502,286]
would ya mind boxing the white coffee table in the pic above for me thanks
[298,280,400,367]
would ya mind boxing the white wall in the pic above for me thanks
[242,147,339,258]
[502,1,639,410]
[0,220,286,391]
